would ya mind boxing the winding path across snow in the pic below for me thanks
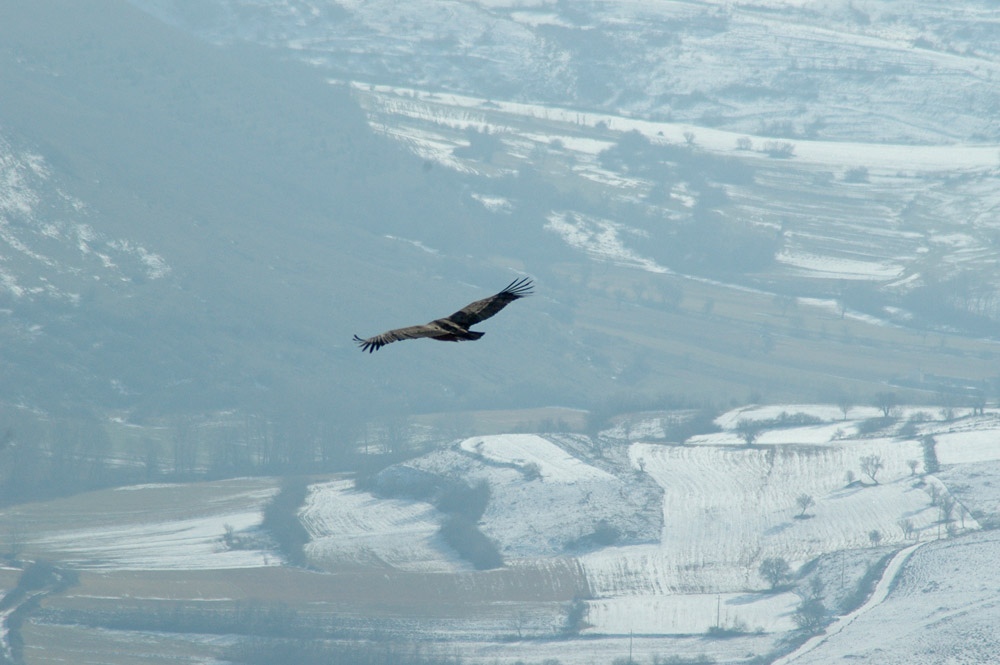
[772,542,924,665]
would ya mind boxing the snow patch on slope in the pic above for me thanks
[460,433,615,481]
[299,478,467,572]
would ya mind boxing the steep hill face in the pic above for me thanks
[129,0,1000,146]
[7,404,998,663]
[0,0,597,418]
[5,0,1000,425]
[120,0,1000,354]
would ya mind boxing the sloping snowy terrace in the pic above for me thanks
[0,404,996,660]
[15,478,281,570]
[349,80,1000,300]
[300,404,1000,637]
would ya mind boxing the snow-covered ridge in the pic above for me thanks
[346,80,1000,300]
[351,82,1000,174]
[0,132,171,303]
[299,477,468,572]
[124,0,1000,302]
[15,478,280,570]
[297,405,998,645]
[460,433,615,481]
[131,0,1000,146]
[3,405,998,661]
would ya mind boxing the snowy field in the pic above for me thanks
[353,82,1000,175]
[344,78,1000,303]
[288,405,1000,650]
[784,530,1000,665]
[580,440,943,597]
[574,406,998,641]
[585,590,800,635]
[299,477,467,572]
[460,433,615,482]
[409,435,661,558]
[1,404,997,663]
[6,478,280,570]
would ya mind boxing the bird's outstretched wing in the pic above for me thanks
[445,277,534,329]
[353,323,451,353]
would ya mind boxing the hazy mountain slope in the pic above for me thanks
[129,0,1000,145]
[4,0,996,423]
[113,0,1000,406]
[0,0,596,417]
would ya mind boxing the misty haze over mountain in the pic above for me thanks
[1,1,999,664]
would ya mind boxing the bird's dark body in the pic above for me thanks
[354,277,532,353]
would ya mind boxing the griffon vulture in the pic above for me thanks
[354,277,533,353]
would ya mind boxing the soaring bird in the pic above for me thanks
[354,277,534,353]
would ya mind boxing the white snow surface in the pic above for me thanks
[783,532,1000,664]
[409,436,660,558]
[33,512,275,571]
[301,410,1000,644]
[24,480,280,570]
[585,590,800,635]
[299,478,467,572]
[460,433,615,481]
[0,130,170,304]
[934,426,1000,465]
[352,83,1000,174]
[5,405,998,660]
[776,250,905,281]
[579,440,943,596]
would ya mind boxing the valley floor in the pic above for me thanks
[0,404,998,664]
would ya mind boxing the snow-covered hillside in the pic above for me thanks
[783,530,1000,665]
[292,404,1000,662]
[122,0,1000,318]
[2,478,279,570]
[130,0,1000,145]
[345,80,1000,308]
[0,132,169,307]
[6,1,1000,661]
[300,477,468,572]
[0,404,996,663]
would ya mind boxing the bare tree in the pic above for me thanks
[795,494,815,518]
[874,392,897,418]
[510,610,528,639]
[868,529,882,546]
[939,496,956,525]
[792,596,826,632]
[836,394,853,421]
[764,140,796,158]
[843,166,869,183]
[4,520,25,560]
[172,418,199,476]
[859,454,884,484]
[759,557,791,590]
[927,483,941,506]
[897,518,915,540]
[969,391,987,416]
[921,434,940,473]
[737,419,763,446]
